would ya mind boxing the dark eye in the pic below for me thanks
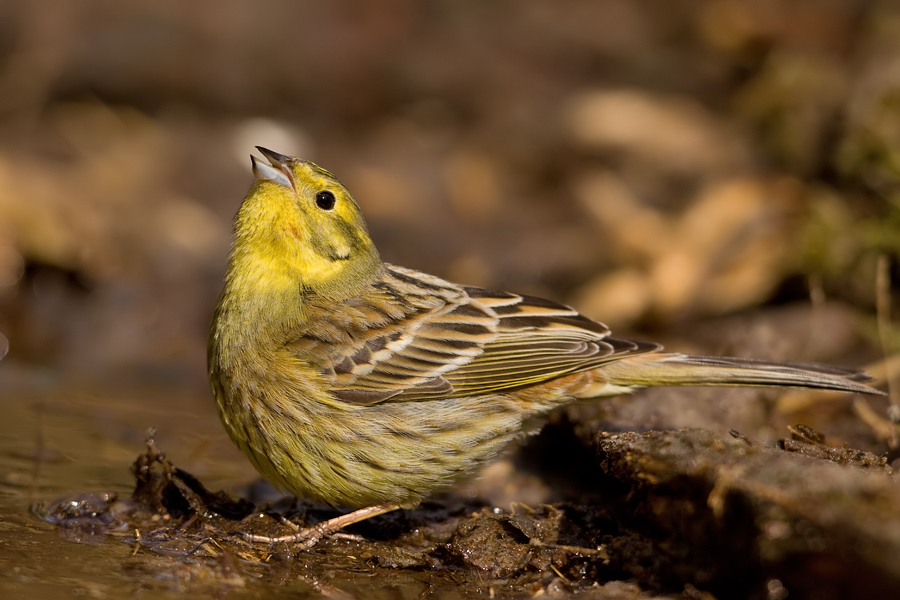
[315,190,336,210]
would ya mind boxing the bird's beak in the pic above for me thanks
[251,146,295,191]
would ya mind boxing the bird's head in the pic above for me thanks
[231,147,382,299]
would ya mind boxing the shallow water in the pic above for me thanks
[0,371,285,599]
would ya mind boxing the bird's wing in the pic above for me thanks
[289,265,658,404]
[440,287,659,398]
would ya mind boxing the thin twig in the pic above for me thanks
[875,254,899,448]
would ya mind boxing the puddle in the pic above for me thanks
[0,372,272,599]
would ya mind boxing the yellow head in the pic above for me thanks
[229,147,382,299]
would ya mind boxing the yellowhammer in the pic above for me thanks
[208,147,883,548]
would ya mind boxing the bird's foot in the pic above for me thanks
[242,501,401,549]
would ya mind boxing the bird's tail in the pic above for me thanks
[600,353,884,396]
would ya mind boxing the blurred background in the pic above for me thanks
[1,0,899,501]
[2,1,900,595]
[2,0,899,395]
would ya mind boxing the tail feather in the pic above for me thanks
[601,352,884,396]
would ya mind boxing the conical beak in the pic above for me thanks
[251,146,295,190]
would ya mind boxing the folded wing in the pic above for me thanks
[289,265,658,404]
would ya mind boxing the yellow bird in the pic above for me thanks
[208,147,882,547]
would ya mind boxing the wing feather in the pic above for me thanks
[288,264,658,404]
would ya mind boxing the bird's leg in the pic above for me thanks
[244,501,402,549]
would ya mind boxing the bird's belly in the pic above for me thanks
[236,394,530,509]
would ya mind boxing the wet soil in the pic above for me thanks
[26,409,900,600]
